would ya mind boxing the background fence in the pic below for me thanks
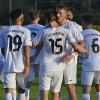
[0,0,100,25]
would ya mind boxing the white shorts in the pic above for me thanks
[63,57,77,84]
[81,71,100,85]
[39,70,63,93]
[3,72,25,89]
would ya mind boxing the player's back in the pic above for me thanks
[37,26,75,72]
[25,24,44,64]
[0,25,31,72]
[82,29,100,71]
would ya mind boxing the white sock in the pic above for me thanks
[12,90,16,100]
[4,93,12,100]
[66,94,70,100]
[17,93,25,100]
[96,92,100,100]
[82,93,90,100]
[25,88,30,100]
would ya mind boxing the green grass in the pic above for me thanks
[0,64,96,100]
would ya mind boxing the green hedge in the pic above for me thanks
[92,25,100,31]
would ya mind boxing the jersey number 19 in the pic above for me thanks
[8,35,22,51]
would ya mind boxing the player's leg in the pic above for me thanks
[41,90,49,100]
[17,87,25,100]
[3,73,16,100]
[63,58,77,100]
[52,92,59,100]
[96,84,100,100]
[25,66,35,100]
[17,73,26,100]
[39,70,51,100]
[94,71,100,100]
[66,84,77,100]
[51,70,63,100]
[81,71,94,100]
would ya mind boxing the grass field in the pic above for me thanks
[0,64,96,100]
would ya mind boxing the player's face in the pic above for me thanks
[56,9,67,24]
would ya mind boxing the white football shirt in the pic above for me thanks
[0,25,32,72]
[32,26,76,72]
[71,21,83,32]
[25,24,44,64]
[62,20,84,64]
[82,29,100,71]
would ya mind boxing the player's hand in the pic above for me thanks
[61,54,74,63]
[23,67,30,79]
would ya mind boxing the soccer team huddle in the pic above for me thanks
[0,4,100,100]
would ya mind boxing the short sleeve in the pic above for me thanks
[23,29,32,46]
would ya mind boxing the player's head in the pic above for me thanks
[81,14,93,29]
[67,10,73,20]
[10,9,24,25]
[56,4,69,24]
[45,9,58,22]
[29,10,40,23]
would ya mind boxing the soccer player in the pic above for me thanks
[25,10,44,100]
[32,9,87,100]
[56,4,84,100]
[0,9,32,100]
[81,14,100,100]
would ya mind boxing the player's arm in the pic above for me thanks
[61,42,87,63]
[71,40,85,59]
[71,42,87,54]
[23,30,32,79]
[30,42,43,63]
[23,45,30,79]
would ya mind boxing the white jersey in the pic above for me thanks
[82,29,100,71]
[25,24,44,64]
[32,26,76,72]
[0,25,32,72]
[62,20,84,65]
[71,21,83,32]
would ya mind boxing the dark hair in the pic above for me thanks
[56,4,70,11]
[29,10,40,20]
[10,9,23,20]
[82,14,93,24]
[45,9,58,22]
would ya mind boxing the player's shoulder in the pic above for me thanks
[72,21,82,28]
[58,26,71,33]
[82,29,99,33]
[66,20,77,29]
[0,26,9,36]
[25,24,44,29]
[16,25,31,33]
